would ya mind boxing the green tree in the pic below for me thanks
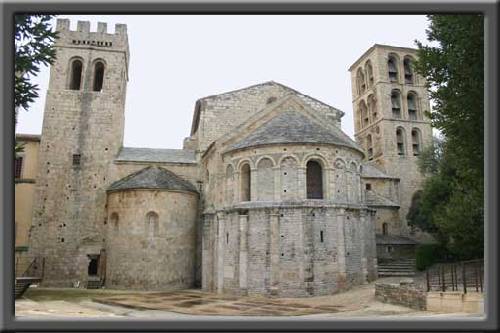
[15,15,58,153]
[409,15,484,260]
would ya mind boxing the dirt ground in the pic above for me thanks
[15,280,484,319]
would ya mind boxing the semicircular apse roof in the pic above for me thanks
[107,166,198,193]
[230,110,361,152]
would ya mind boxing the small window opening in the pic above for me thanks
[110,213,119,231]
[266,96,277,104]
[69,59,83,90]
[366,134,373,160]
[146,211,159,237]
[382,223,389,235]
[15,156,23,178]
[386,245,393,253]
[72,154,81,166]
[320,230,324,243]
[396,129,405,156]
[366,183,372,191]
[226,232,229,244]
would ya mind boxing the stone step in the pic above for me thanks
[86,280,102,289]
[378,269,415,273]
[378,271,415,277]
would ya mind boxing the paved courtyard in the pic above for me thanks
[15,280,484,319]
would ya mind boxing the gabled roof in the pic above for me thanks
[361,164,399,179]
[107,166,198,193]
[365,190,400,208]
[115,147,197,164]
[230,109,358,151]
[198,81,345,117]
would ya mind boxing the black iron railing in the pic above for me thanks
[15,256,44,278]
[425,259,483,293]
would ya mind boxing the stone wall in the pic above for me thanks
[191,82,343,153]
[106,189,198,290]
[203,205,375,297]
[375,281,427,310]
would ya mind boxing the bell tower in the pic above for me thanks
[30,19,129,286]
[349,44,432,235]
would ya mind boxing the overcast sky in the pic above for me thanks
[16,15,431,149]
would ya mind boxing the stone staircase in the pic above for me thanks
[86,275,102,289]
[15,277,41,299]
[378,259,416,277]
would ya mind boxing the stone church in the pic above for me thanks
[15,19,432,297]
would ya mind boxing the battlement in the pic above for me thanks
[54,19,129,52]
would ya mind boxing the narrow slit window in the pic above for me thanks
[367,135,373,160]
[72,154,81,166]
[15,156,23,178]
[320,230,324,243]
[412,129,421,155]
[396,129,405,156]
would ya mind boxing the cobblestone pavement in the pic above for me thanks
[15,281,484,319]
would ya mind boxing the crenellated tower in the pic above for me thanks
[29,19,129,286]
[349,44,432,236]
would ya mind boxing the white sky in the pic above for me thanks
[16,15,431,149]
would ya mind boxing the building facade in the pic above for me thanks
[15,20,431,296]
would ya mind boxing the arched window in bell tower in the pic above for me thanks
[366,134,373,160]
[93,61,105,92]
[407,92,418,120]
[356,68,366,95]
[69,59,83,90]
[396,127,406,156]
[365,60,374,87]
[388,55,399,83]
[391,90,402,119]
[404,56,414,84]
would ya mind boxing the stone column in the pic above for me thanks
[359,210,368,283]
[234,171,241,202]
[273,166,281,201]
[336,208,347,288]
[298,167,306,199]
[250,167,258,201]
[238,214,249,294]
[269,212,280,295]
[324,167,332,200]
[216,213,225,293]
